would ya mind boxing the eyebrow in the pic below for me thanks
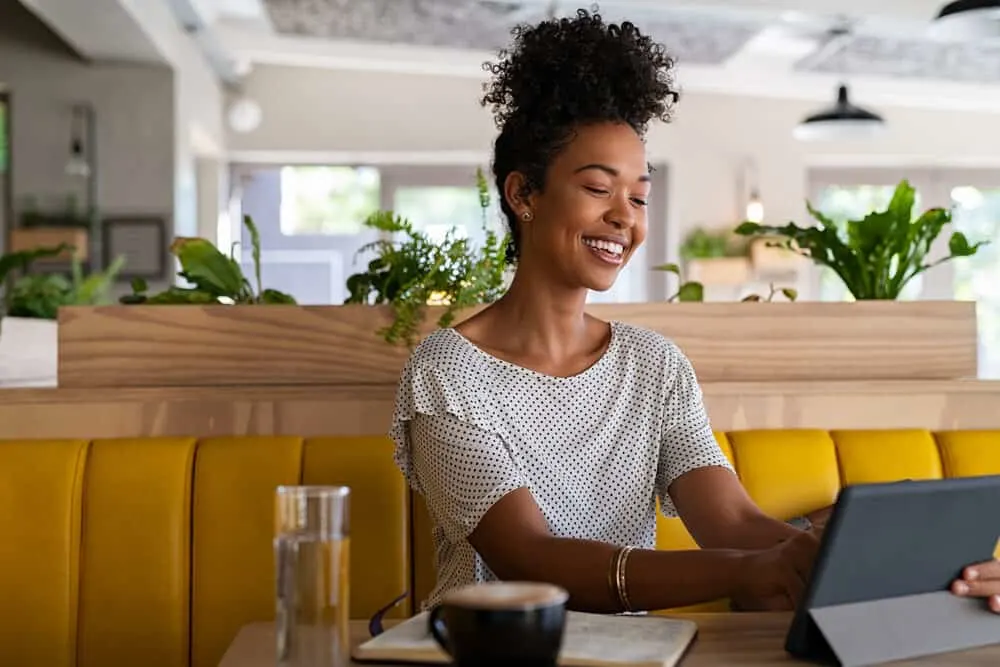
[574,163,651,183]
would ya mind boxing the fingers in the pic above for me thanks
[783,530,821,582]
[952,560,1000,613]
[782,566,806,608]
[962,558,1000,582]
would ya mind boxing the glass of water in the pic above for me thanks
[275,485,351,667]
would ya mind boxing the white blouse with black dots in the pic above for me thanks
[390,320,735,610]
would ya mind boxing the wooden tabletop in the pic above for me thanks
[218,612,1000,666]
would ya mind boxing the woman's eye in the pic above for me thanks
[631,197,648,207]
[584,186,609,195]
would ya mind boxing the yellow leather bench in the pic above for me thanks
[2,429,1000,667]
[0,435,409,667]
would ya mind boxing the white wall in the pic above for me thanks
[228,64,1000,268]
[118,0,227,239]
[0,3,175,252]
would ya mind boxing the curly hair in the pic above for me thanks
[481,8,679,262]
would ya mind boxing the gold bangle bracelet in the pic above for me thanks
[608,547,622,608]
[616,545,635,613]
[612,546,635,612]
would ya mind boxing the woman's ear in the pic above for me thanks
[503,171,532,217]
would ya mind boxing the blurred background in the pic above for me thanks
[2,0,1000,371]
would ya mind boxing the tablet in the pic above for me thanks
[785,474,1000,665]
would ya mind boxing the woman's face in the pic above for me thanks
[510,121,651,292]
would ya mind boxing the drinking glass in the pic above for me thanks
[275,485,351,667]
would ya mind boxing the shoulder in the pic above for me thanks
[402,328,491,380]
[392,328,501,433]
[610,321,691,374]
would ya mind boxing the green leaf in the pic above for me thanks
[118,293,147,304]
[244,214,264,298]
[0,243,72,285]
[948,231,973,256]
[144,287,219,304]
[71,255,126,305]
[733,222,761,235]
[259,288,297,304]
[130,276,148,295]
[651,262,681,275]
[676,281,704,302]
[170,237,246,297]
[780,287,798,301]
[8,273,71,319]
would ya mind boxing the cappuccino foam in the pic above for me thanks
[442,581,569,610]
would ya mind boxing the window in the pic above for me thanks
[950,186,1000,378]
[811,184,924,302]
[393,185,503,247]
[279,166,380,235]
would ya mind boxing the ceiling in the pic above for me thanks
[17,0,1000,111]
[250,0,1000,82]
[262,0,767,65]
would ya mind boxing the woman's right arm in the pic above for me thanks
[470,486,744,612]
[407,411,817,613]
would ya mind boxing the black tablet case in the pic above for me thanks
[785,475,1000,667]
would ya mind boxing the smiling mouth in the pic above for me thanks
[583,237,627,265]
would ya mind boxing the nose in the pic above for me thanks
[605,192,638,229]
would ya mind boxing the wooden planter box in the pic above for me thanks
[686,258,751,286]
[10,227,88,261]
[56,301,978,388]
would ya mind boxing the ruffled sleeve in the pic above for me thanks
[655,344,736,518]
[390,346,525,542]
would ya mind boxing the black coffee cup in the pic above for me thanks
[428,581,569,667]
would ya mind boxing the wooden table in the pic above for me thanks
[219,613,1000,666]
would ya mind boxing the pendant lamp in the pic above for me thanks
[929,0,1000,41]
[793,84,885,141]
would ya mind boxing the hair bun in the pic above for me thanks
[481,8,679,134]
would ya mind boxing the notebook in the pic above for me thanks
[352,610,698,667]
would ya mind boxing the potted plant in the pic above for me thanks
[679,227,751,286]
[120,214,296,305]
[650,262,705,302]
[734,179,987,300]
[343,167,509,346]
[0,244,121,385]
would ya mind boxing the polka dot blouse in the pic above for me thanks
[390,319,735,609]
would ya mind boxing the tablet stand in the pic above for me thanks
[804,590,1000,667]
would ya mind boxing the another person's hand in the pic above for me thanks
[951,559,1000,613]
[731,530,821,611]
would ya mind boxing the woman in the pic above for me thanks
[390,9,1000,615]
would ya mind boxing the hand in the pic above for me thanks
[731,530,821,611]
[951,558,1000,613]
[805,504,834,531]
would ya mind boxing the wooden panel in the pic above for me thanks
[57,301,977,388]
[1,380,1000,440]
[10,227,88,260]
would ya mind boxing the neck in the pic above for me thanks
[491,264,592,359]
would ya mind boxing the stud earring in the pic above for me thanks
[522,210,533,221]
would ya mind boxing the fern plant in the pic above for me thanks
[344,168,509,346]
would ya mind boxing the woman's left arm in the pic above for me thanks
[658,344,1000,614]
[669,466,806,550]
[656,345,805,551]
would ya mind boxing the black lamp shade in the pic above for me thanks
[930,0,1000,40]
[793,85,885,141]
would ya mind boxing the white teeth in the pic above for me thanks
[584,238,625,256]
